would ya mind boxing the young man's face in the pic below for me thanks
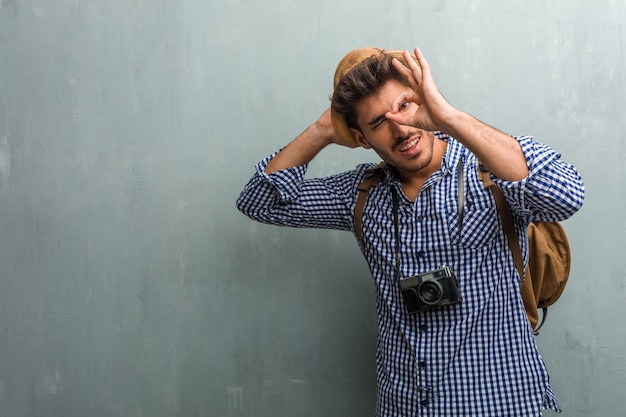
[350,79,442,180]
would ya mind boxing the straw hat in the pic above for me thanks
[330,47,417,145]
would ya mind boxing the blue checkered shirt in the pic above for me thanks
[237,133,585,416]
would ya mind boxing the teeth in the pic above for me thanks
[399,138,418,152]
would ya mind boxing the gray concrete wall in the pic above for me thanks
[0,0,622,415]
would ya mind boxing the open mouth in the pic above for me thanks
[397,136,420,154]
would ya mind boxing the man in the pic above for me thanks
[237,46,585,416]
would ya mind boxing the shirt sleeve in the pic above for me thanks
[236,150,365,231]
[490,135,585,222]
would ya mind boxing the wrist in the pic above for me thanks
[309,120,336,147]
[438,109,471,138]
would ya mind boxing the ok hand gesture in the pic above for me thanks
[385,47,459,134]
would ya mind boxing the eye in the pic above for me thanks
[370,116,387,130]
[399,101,410,111]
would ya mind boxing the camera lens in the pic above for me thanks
[418,280,443,305]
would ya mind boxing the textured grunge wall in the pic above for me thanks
[0,0,622,416]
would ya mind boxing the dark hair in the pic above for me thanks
[331,53,410,132]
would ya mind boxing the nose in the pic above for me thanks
[388,118,411,140]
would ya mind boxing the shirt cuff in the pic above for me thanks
[254,151,309,202]
[489,135,561,213]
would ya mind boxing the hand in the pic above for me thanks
[385,47,459,133]
[314,108,358,148]
[385,48,528,180]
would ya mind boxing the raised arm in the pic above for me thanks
[386,47,528,181]
[265,109,356,175]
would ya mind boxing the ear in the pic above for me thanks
[350,127,371,149]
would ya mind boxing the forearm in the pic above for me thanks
[265,121,334,175]
[389,48,529,181]
[491,136,585,222]
[442,111,528,181]
[236,159,358,231]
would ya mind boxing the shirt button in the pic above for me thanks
[421,399,429,407]
[417,251,424,257]
[419,324,428,331]
[419,361,427,368]
[416,215,423,222]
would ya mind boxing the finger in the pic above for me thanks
[384,107,408,125]
[384,111,404,125]
[389,91,420,113]
[385,106,421,128]
[389,91,407,113]
[391,57,418,90]
[391,57,410,76]
[413,47,433,84]
[402,50,422,80]
[413,47,427,69]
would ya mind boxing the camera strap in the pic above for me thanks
[457,159,464,238]
[390,159,464,277]
[391,186,401,273]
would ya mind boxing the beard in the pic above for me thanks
[371,131,438,175]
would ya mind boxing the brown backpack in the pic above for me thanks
[354,163,571,335]
[477,164,571,334]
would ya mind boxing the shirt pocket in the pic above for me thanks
[446,198,498,249]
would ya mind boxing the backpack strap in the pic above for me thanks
[477,164,525,280]
[478,164,549,334]
[355,162,385,247]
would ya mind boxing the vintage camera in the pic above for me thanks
[399,265,462,314]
